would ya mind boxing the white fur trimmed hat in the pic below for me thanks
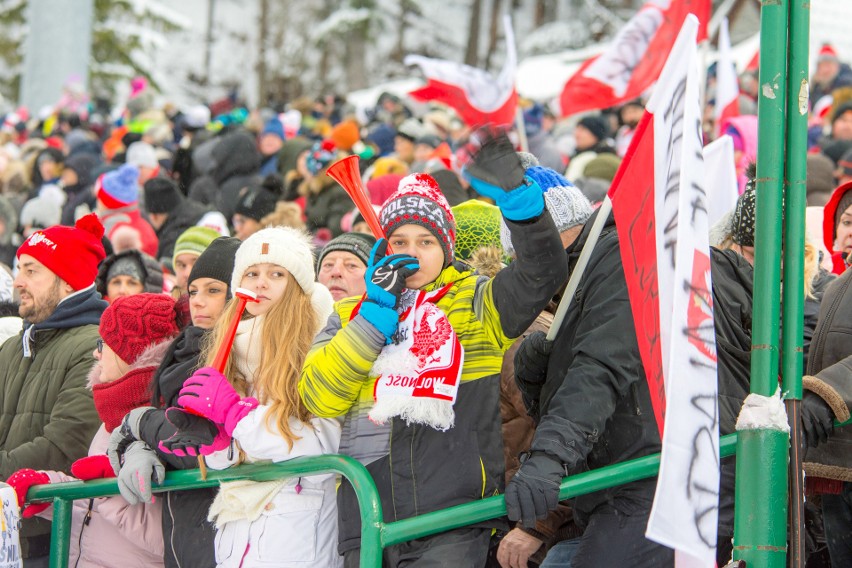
[231,226,333,332]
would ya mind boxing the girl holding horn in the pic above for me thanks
[168,226,341,568]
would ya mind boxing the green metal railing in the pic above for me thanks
[29,434,741,568]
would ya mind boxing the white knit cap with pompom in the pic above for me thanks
[231,226,333,333]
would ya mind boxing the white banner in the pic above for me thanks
[645,15,720,568]
[703,135,739,229]
[0,484,22,568]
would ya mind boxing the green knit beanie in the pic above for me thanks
[173,226,221,267]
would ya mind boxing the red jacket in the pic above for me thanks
[100,206,159,259]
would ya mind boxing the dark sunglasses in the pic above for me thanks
[96,339,104,354]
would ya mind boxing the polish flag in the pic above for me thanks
[559,0,710,117]
[405,15,517,127]
[607,15,719,566]
[714,18,740,138]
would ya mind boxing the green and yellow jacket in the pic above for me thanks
[300,211,568,554]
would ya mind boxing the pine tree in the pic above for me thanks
[0,0,186,107]
[0,0,27,105]
[89,0,187,100]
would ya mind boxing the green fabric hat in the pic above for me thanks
[451,200,504,263]
[173,226,221,267]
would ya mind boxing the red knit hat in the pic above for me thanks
[819,43,839,63]
[16,213,106,290]
[380,173,456,266]
[99,293,179,365]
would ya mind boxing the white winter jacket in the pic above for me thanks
[206,409,342,568]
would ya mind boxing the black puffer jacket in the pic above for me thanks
[711,247,754,435]
[138,326,217,568]
[154,199,218,269]
[188,131,261,220]
[300,171,353,237]
[708,247,753,553]
[532,209,661,521]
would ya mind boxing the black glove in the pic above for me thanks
[504,451,565,529]
[514,331,553,418]
[514,331,553,391]
[157,407,226,457]
[462,127,526,191]
[461,128,545,221]
[800,391,835,448]
[364,239,420,309]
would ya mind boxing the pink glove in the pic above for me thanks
[6,469,50,518]
[71,455,116,480]
[178,367,259,436]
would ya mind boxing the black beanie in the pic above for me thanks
[316,232,377,276]
[577,115,609,141]
[731,182,756,247]
[234,186,278,222]
[188,236,241,290]
[144,178,183,214]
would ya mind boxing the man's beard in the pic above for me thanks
[19,278,63,324]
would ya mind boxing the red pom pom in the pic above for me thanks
[75,213,105,240]
[412,173,440,191]
[321,139,337,152]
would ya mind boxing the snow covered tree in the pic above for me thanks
[0,0,187,106]
[0,0,27,105]
[89,0,189,100]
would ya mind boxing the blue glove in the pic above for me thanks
[525,166,573,191]
[464,172,545,222]
[461,129,544,221]
[360,239,419,343]
[364,239,419,308]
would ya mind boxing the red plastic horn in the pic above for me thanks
[190,287,258,479]
[211,287,259,373]
[326,155,390,250]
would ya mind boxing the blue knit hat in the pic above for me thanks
[97,164,140,208]
[262,118,285,140]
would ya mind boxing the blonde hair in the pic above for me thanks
[720,238,820,299]
[804,241,818,299]
[260,201,306,230]
[201,271,317,450]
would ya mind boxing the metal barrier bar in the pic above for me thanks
[29,434,740,566]
[382,432,739,547]
[28,454,383,568]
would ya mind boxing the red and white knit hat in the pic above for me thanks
[818,43,839,63]
[16,213,106,290]
[379,173,456,266]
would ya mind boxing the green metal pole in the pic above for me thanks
[382,433,739,547]
[781,0,809,402]
[782,1,810,566]
[732,0,790,566]
[48,499,72,568]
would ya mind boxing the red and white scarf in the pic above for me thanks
[366,285,464,431]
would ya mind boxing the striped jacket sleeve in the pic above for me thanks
[299,300,386,418]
